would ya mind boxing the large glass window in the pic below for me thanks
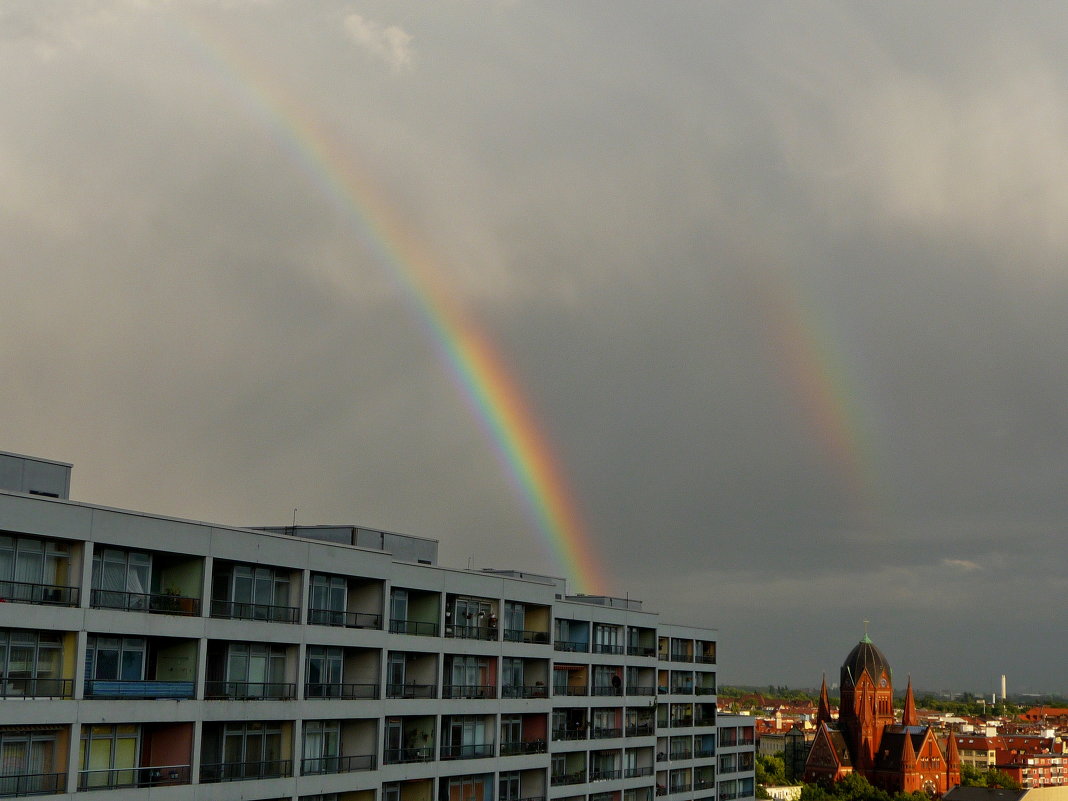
[225,643,286,696]
[0,535,70,596]
[220,722,282,779]
[302,720,340,774]
[309,574,347,625]
[80,724,139,789]
[85,636,145,682]
[232,566,289,618]
[0,629,62,688]
[305,646,343,695]
[0,730,58,794]
[91,549,151,608]
[503,602,525,632]
[499,771,520,801]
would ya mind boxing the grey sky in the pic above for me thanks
[3,1,1068,694]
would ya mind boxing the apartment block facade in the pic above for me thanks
[0,450,747,801]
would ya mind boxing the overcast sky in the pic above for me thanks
[4,1,1068,695]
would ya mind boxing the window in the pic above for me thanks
[85,636,145,682]
[390,589,408,624]
[448,656,489,696]
[305,646,343,696]
[0,629,62,695]
[445,774,490,801]
[80,724,139,788]
[387,653,406,688]
[444,717,490,758]
[219,722,283,779]
[499,770,521,801]
[0,730,59,794]
[302,720,340,774]
[503,602,525,632]
[0,535,70,599]
[225,643,286,697]
[309,574,347,625]
[92,548,151,608]
[502,658,524,695]
[213,564,291,620]
[501,716,522,748]
[593,624,621,653]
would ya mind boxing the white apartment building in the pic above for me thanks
[0,449,749,801]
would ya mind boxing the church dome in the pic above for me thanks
[841,636,891,688]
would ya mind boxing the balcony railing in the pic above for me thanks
[209,599,299,623]
[590,769,623,781]
[592,686,623,697]
[695,717,716,727]
[443,684,496,699]
[84,679,195,699]
[78,764,190,790]
[305,682,378,699]
[694,779,717,789]
[669,653,694,663]
[670,751,693,760]
[504,628,550,644]
[0,771,66,796]
[695,654,716,664]
[671,687,694,695]
[501,684,549,699]
[90,588,200,616]
[440,743,494,760]
[695,687,716,696]
[199,759,291,783]
[0,677,72,698]
[554,685,588,696]
[626,723,654,737]
[500,740,547,756]
[627,686,656,696]
[695,749,715,758]
[551,771,587,786]
[552,728,588,742]
[300,754,376,775]
[592,643,624,655]
[591,727,623,739]
[671,719,694,728]
[385,683,436,699]
[445,624,497,641]
[626,767,654,778]
[388,619,439,636]
[0,579,78,607]
[308,608,382,629]
[203,680,296,700]
[554,640,588,653]
[383,747,434,764]
[669,784,692,794]
[628,645,656,657]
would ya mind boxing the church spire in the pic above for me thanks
[818,675,833,724]
[944,731,961,768]
[902,676,918,727]
[900,729,917,770]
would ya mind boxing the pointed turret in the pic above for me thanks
[945,731,962,789]
[901,729,917,769]
[818,675,833,725]
[902,676,918,727]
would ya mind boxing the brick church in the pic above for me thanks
[804,636,961,796]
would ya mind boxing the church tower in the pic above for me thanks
[838,635,896,769]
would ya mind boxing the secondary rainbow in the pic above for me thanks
[180,15,608,595]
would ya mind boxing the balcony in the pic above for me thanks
[0,579,78,607]
[440,743,494,760]
[308,608,381,629]
[501,684,549,699]
[669,653,693,664]
[383,747,434,764]
[300,754,376,775]
[78,764,190,790]
[203,680,296,700]
[670,687,694,695]
[592,686,623,697]
[669,784,692,794]
[386,683,436,699]
[554,686,589,697]
[504,629,550,644]
[554,640,588,653]
[552,728,588,742]
[305,682,378,700]
[0,772,66,796]
[90,588,199,616]
[626,723,654,737]
[209,599,298,623]
[670,751,693,761]
[0,677,72,698]
[695,687,716,696]
[591,727,623,740]
[500,740,547,756]
[695,749,715,759]
[628,646,656,657]
[627,686,656,696]
[626,767,654,778]
[590,770,623,781]
[551,771,587,786]
[445,624,497,641]
[388,619,439,637]
[442,684,496,699]
[199,759,291,783]
[84,679,195,700]
[694,779,716,790]
[592,643,624,655]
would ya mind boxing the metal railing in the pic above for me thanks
[671,687,694,695]
[695,717,716,727]
[695,654,716,664]
[669,653,694,663]
[627,686,656,696]
[591,727,623,739]
[0,579,78,607]
[694,779,717,789]
[553,640,588,653]
[308,608,382,629]
[90,588,200,616]
[592,686,623,697]
[669,784,692,794]
[388,619,439,636]
[626,767,654,778]
[440,743,494,760]
[554,685,588,696]
[503,628,550,644]
[78,764,190,790]
[84,679,194,699]
[385,683,436,699]
[550,771,587,786]
[501,684,549,699]
[695,686,716,696]
[628,645,656,657]
[0,677,72,698]
[300,754,376,775]
[592,643,624,655]
[670,751,693,760]
[0,772,66,796]
[500,740,547,756]
[442,684,495,699]
[209,599,299,623]
[626,723,654,737]
[444,624,497,641]
[671,719,694,728]
[199,759,291,783]
[383,747,434,764]
[590,770,623,781]
[305,682,378,699]
[695,749,715,758]
[552,728,588,741]
[203,680,295,700]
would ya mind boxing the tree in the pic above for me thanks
[960,765,1021,790]
[757,754,790,788]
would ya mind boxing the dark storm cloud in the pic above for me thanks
[3,1,1068,693]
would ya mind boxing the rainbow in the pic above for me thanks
[180,14,608,595]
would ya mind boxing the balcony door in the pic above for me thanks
[305,646,343,697]
[0,731,58,795]
[92,549,151,609]
[80,724,139,789]
[226,644,285,697]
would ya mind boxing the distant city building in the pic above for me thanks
[803,637,961,796]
